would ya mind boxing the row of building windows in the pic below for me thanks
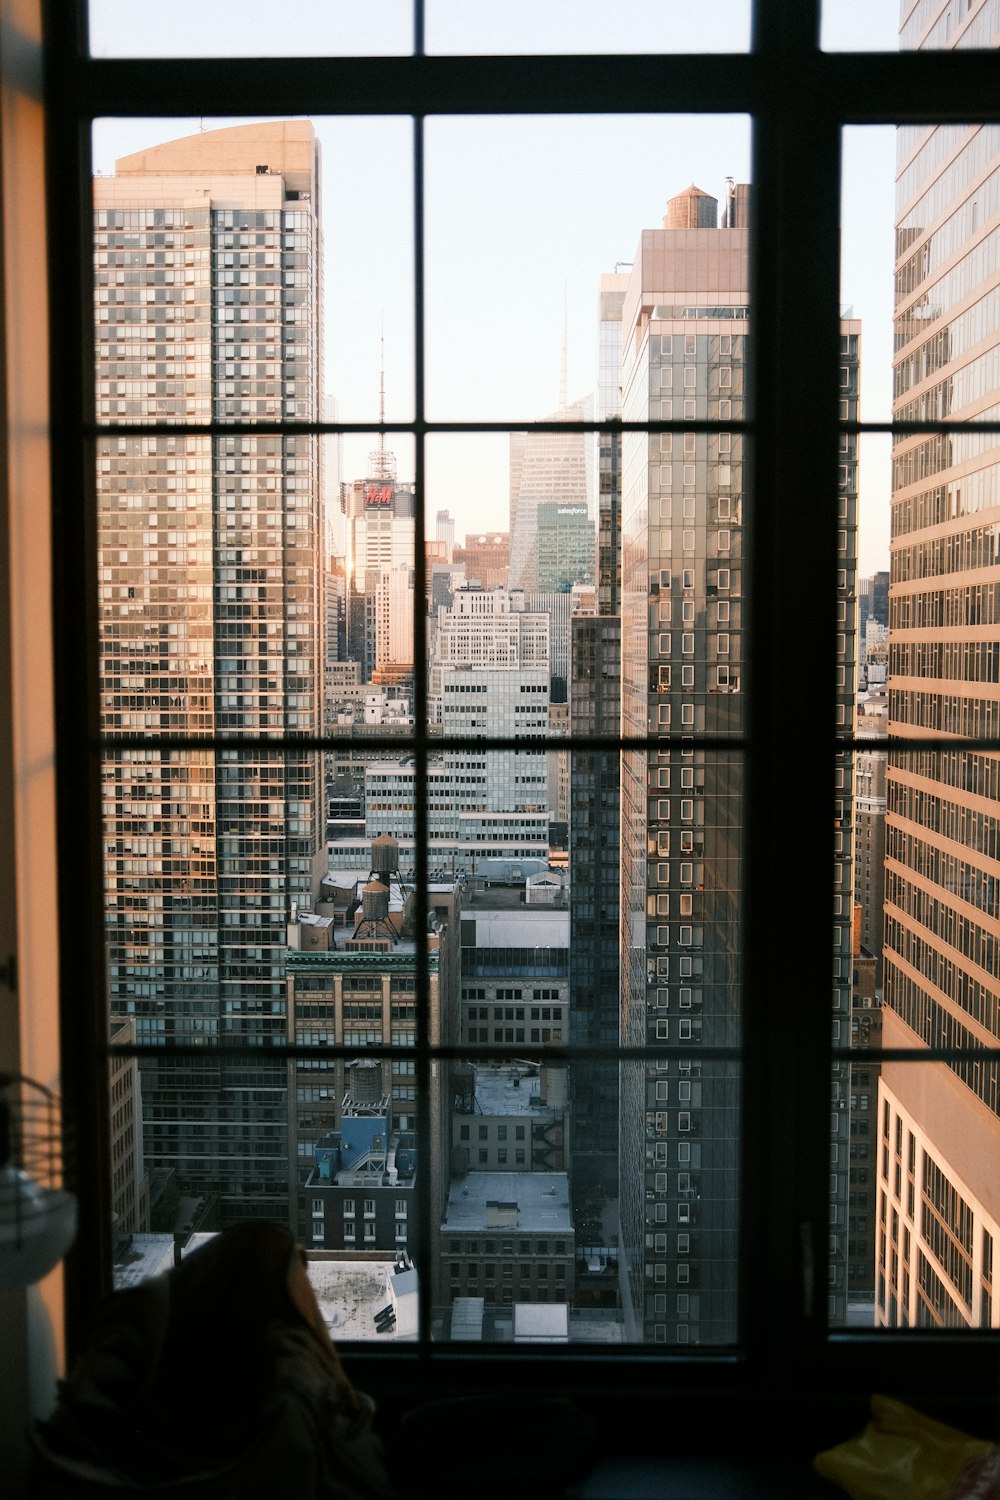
[888,770,1000,861]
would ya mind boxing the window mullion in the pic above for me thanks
[744,66,843,1372]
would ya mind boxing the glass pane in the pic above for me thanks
[831,737,888,1331]
[856,433,892,601]
[93,106,756,1347]
[424,114,751,421]
[329,432,417,735]
[875,1059,998,1330]
[893,111,1000,744]
[89,0,412,57]
[825,1,1000,51]
[835,1043,1000,1333]
[308,1253,419,1342]
[821,2,901,51]
[441,1056,574,1340]
[840,128,896,427]
[427,0,751,54]
[620,740,745,1347]
[93,117,414,430]
[619,1056,740,1346]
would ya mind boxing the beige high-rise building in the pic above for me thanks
[878,1,1000,1330]
[95,122,326,1223]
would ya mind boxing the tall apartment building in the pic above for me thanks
[95,122,326,1221]
[617,184,858,1342]
[878,1,1000,1329]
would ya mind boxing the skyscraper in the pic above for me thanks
[508,397,591,593]
[618,184,750,1345]
[878,2,1000,1329]
[616,184,858,1342]
[534,501,595,593]
[342,471,416,680]
[568,270,627,1214]
[95,122,326,1222]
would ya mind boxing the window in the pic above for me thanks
[18,0,997,1433]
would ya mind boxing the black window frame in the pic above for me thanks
[41,0,1000,1438]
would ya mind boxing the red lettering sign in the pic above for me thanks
[366,485,393,506]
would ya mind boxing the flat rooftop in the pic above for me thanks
[112,1230,218,1291]
[442,1172,573,1235]
[471,1065,557,1119]
[113,1235,417,1341]
[513,1302,569,1342]
[306,1256,417,1341]
[464,884,570,913]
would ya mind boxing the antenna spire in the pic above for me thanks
[559,287,568,410]
[368,317,396,481]
[378,318,386,472]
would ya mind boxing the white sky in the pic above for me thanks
[90,2,901,572]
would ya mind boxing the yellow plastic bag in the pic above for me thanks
[813,1394,998,1500]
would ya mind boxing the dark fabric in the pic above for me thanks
[30,1228,394,1499]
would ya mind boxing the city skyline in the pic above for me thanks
[83,7,1000,1339]
[90,4,898,573]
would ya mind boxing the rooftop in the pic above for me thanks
[112,1235,417,1341]
[471,1065,562,1119]
[306,1256,418,1341]
[513,1303,569,1342]
[112,1230,218,1291]
[465,882,568,912]
[442,1172,573,1235]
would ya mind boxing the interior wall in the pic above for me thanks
[0,0,64,1489]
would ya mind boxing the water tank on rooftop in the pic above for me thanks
[663,183,718,229]
[371,835,399,877]
[348,1059,384,1105]
[362,880,390,924]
